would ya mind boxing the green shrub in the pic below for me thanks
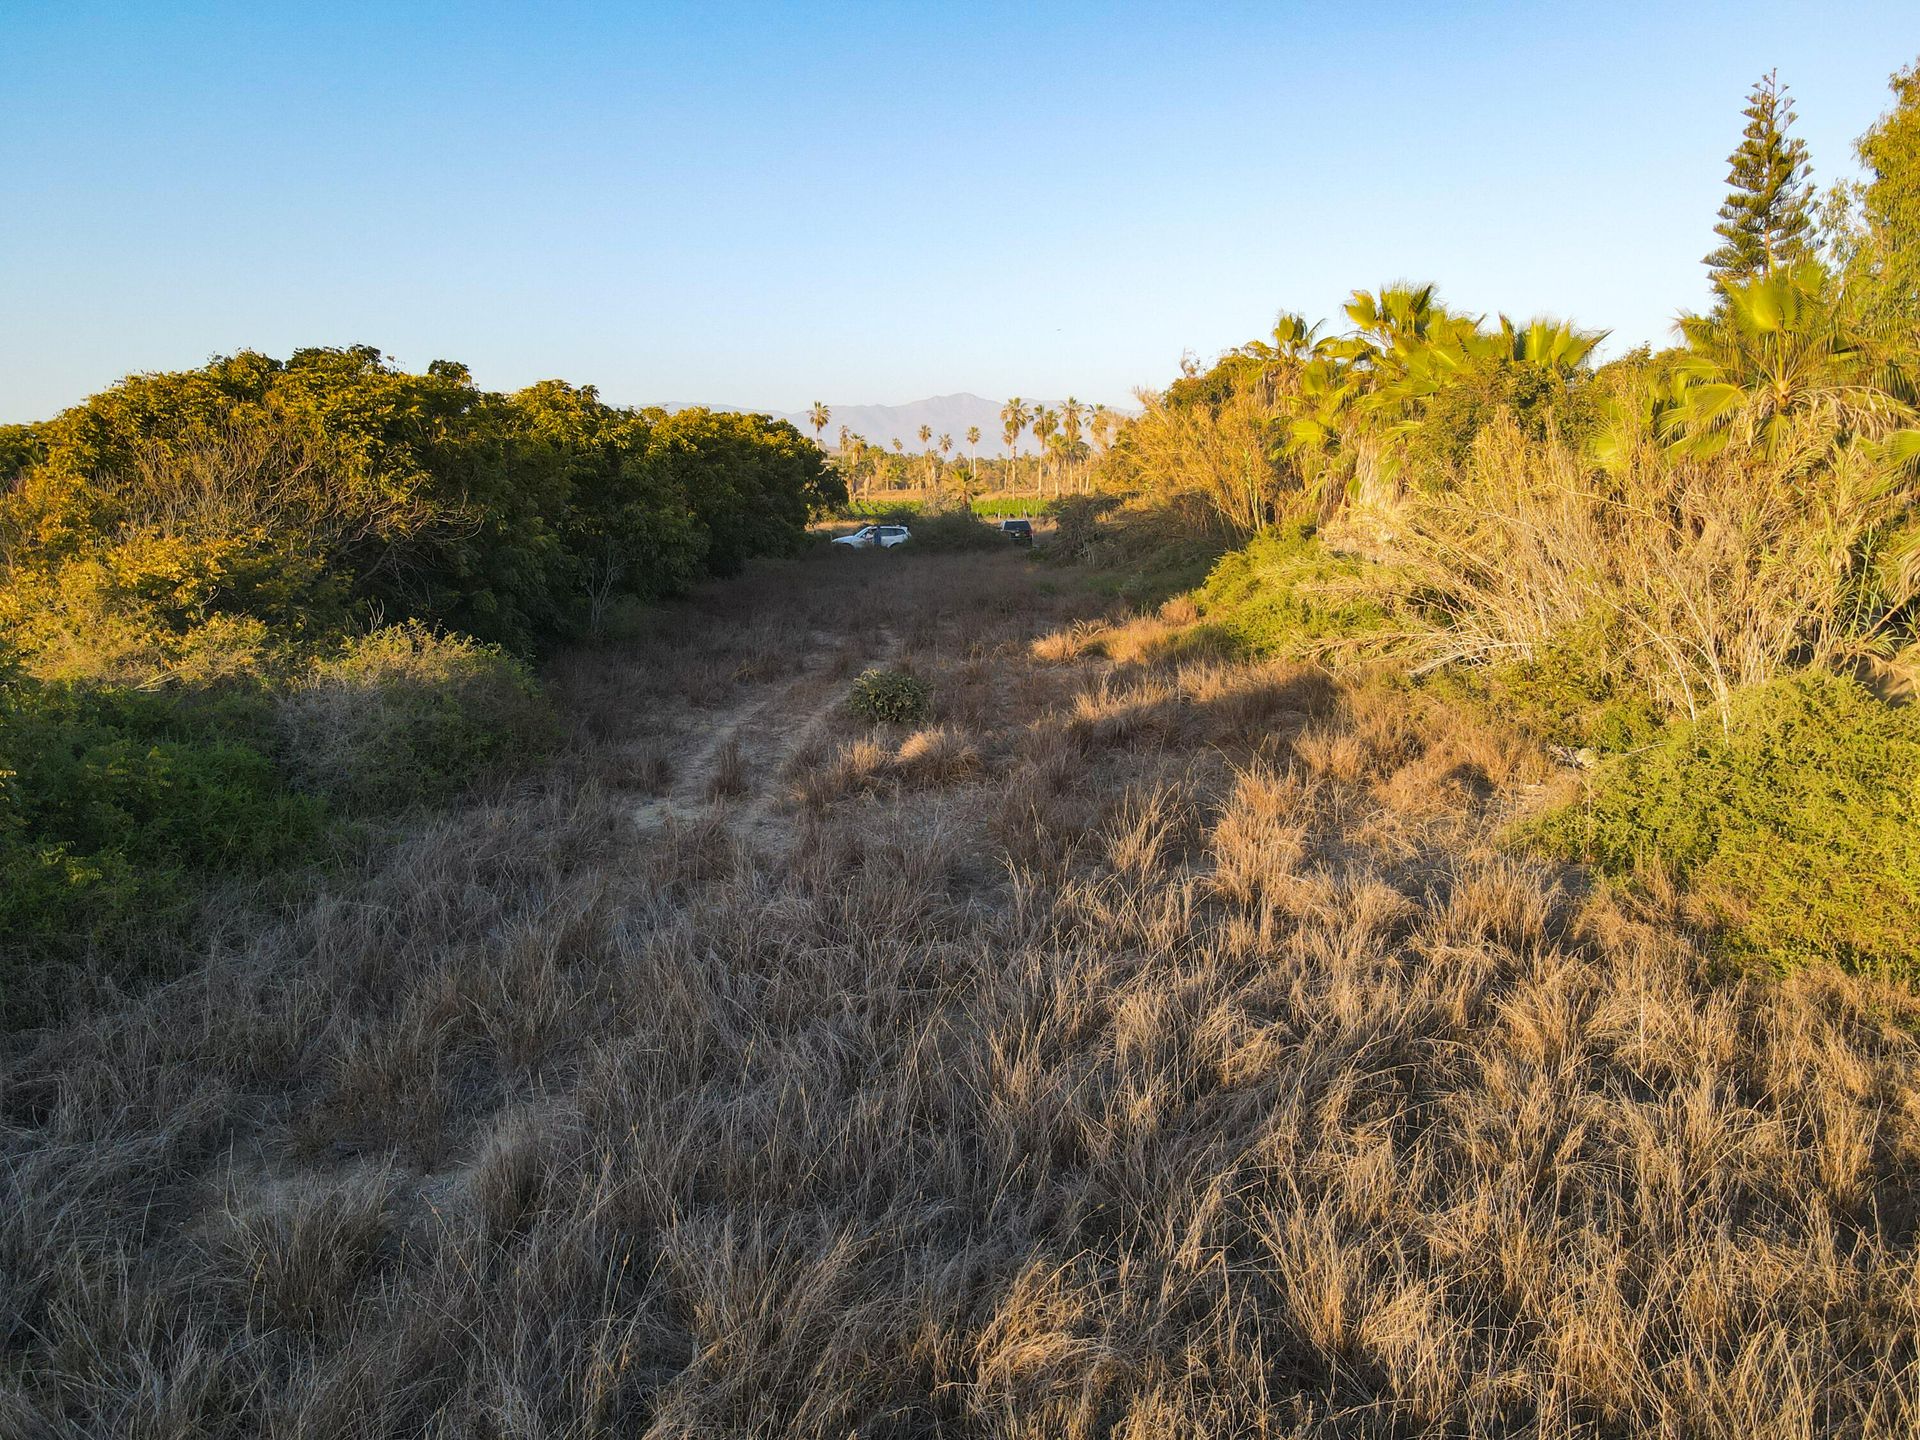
[1,673,326,1013]
[1199,525,1395,660]
[839,499,925,521]
[276,623,554,812]
[1526,673,1920,976]
[848,667,932,724]
[1415,626,1667,753]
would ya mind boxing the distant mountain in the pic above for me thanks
[650,393,1066,459]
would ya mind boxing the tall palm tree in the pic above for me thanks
[837,423,850,454]
[808,402,830,447]
[1061,399,1086,492]
[1001,398,1030,487]
[966,425,981,481]
[1032,407,1060,494]
[916,424,934,488]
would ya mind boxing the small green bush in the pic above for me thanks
[1526,673,1920,976]
[277,623,554,812]
[1199,525,1395,660]
[848,667,932,724]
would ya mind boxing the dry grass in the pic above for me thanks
[4,546,1919,1437]
[1386,413,1920,728]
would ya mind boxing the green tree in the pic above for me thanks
[1032,408,1060,493]
[1851,57,1920,341]
[808,401,830,447]
[1705,70,1815,288]
[1666,261,1909,457]
[1000,398,1030,486]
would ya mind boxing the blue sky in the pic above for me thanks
[3,1,1916,422]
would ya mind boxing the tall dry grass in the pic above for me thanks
[1386,412,1919,727]
[3,548,1918,1436]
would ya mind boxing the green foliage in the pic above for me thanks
[0,422,44,485]
[1,671,326,1013]
[1,349,839,667]
[276,623,554,813]
[1849,57,1920,344]
[1408,353,1600,480]
[1477,643,1666,752]
[848,667,932,725]
[967,494,1042,517]
[1705,70,1816,287]
[1197,525,1394,659]
[1528,674,1920,976]
[647,407,845,578]
[839,498,925,520]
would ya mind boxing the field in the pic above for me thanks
[834,492,1055,520]
[7,545,1919,1438]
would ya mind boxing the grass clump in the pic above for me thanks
[276,622,554,813]
[848,666,932,724]
[1198,524,1395,660]
[1528,672,1920,976]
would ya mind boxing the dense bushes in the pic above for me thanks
[1529,674,1920,975]
[0,349,845,1018]
[0,672,326,1015]
[1060,62,1920,983]
[0,350,844,666]
[903,508,1004,552]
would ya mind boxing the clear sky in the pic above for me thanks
[4,1,1917,423]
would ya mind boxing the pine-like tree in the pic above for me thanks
[1705,70,1815,288]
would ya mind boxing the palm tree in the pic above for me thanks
[1001,398,1030,488]
[1088,404,1115,453]
[1496,315,1607,371]
[837,423,850,454]
[966,425,981,482]
[808,402,830,447]
[1665,261,1911,457]
[1032,407,1060,494]
[1061,399,1086,492]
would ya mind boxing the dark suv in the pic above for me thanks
[999,518,1034,545]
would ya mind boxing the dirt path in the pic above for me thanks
[630,622,901,845]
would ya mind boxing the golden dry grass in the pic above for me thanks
[3,548,1919,1437]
